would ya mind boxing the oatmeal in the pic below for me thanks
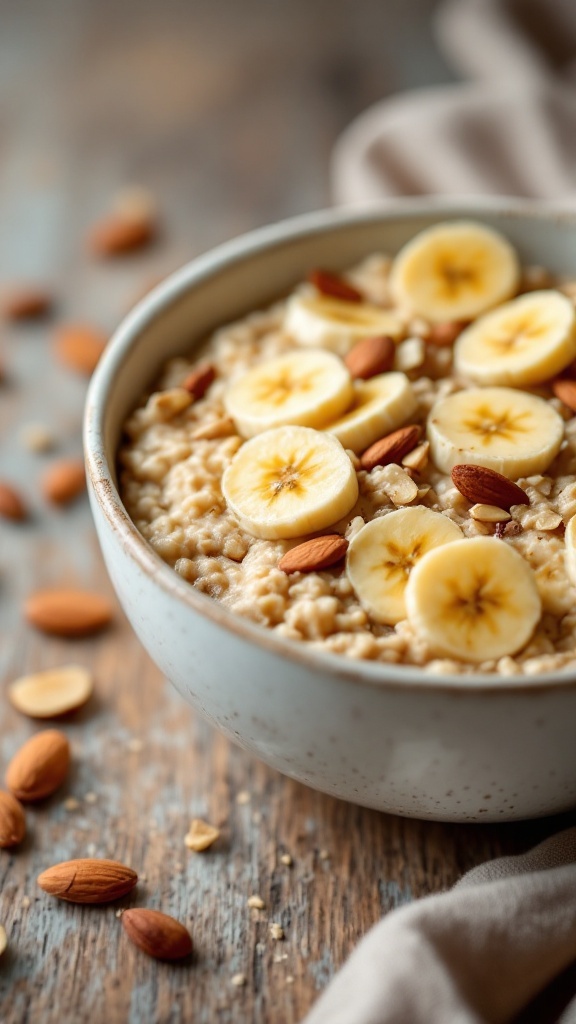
[119,220,576,675]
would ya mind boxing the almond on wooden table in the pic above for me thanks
[182,363,216,400]
[37,858,138,903]
[308,268,363,303]
[451,464,529,511]
[0,481,27,521]
[121,909,193,960]
[279,535,348,575]
[53,323,108,375]
[8,665,93,718]
[24,588,113,636]
[41,459,86,505]
[344,335,396,379]
[184,818,220,852]
[360,425,422,472]
[0,791,26,848]
[6,729,70,801]
[552,378,576,413]
[2,285,53,321]
[87,213,155,257]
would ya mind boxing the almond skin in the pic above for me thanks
[0,481,27,521]
[41,459,86,505]
[24,588,113,637]
[88,214,155,256]
[2,286,53,321]
[279,535,348,575]
[552,378,576,413]
[38,858,138,903]
[122,908,193,960]
[182,363,216,400]
[451,464,529,511]
[426,320,468,347]
[344,335,396,379]
[0,791,26,848]
[308,268,363,303]
[360,425,422,472]
[53,324,107,375]
[6,729,70,802]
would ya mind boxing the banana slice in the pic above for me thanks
[284,293,404,356]
[454,289,576,387]
[224,349,353,438]
[405,536,542,662]
[347,507,463,625]
[221,425,358,539]
[389,221,520,323]
[565,516,576,586]
[324,372,418,453]
[427,386,564,478]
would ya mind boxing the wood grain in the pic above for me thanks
[0,1,573,1021]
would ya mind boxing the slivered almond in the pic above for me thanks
[469,503,511,524]
[0,481,27,521]
[279,535,348,575]
[41,459,86,505]
[308,268,362,303]
[344,336,395,379]
[360,425,421,472]
[0,791,26,848]
[402,440,429,472]
[451,465,529,511]
[88,213,155,257]
[426,320,468,347]
[24,588,113,636]
[3,286,53,321]
[6,729,70,801]
[9,665,93,718]
[53,324,107,375]
[37,858,138,903]
[192,417,236,440]
[122,908,192,960]
[182,363,216,400]
[552,378,576,412]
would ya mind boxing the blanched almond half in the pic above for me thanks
[122,908,193,960]
[6,729,70,801]
[8,665,93,718]
[24,589,113,636]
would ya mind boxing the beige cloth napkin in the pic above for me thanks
[331,0,576,205]
[304,828,576,1024]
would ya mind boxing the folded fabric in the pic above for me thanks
[303,828,576,1024]
[331,0,576,205]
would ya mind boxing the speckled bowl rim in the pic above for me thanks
[84,195,576,695]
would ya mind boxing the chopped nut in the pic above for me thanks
[402,441,429,472]
[286,975,295,985]
[64,797,80,812]
[192,418,236,441]
[84,792,98,805]
[269,923,284,941]
[319,849,330,861]
[394,336,425,372]
[231,973,247,988]
[19,423,54,453]
[379,464,419,506]
[534,510,563,531]
[469,504,511,524]
[184,818,220,852]
[280,854,292,867]
[273,952,288,963]
[21,896,31,910]
[127,738,144,754]
[146,388,192,420]
[236,790,251,805]
[247,895,265,910]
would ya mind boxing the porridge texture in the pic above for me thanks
[119,221,576,676]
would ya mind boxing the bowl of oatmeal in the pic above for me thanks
[85,198,576,821]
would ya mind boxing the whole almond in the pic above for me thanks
[451,464,529,511]
[6,729,70,801]
[426,320,468,347]
[182,363,216,400]
[344,335,396,379]
[8,665,93,719]
[308,268,363,303]
[552,378,576,413]
[0,791,26,848]
[0,481,27,521]
[41,459,86,505]
[360,425,422,472]
[88,214,155,257]
[53,324,107,375]
[279,535,348,575]
[38,858,138,903]
[2,286,53,321]
[24,588,113,636]
[122,908,193,960]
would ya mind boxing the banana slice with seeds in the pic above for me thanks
[221,425,358,539]
[347,507,463,625]
[224,349,353,438]
[405,536,542,662]
[284,293,404,356]
[454,290,576,387]
[427,386,564,478]
[324,372,417,453]
[389,221,520,323]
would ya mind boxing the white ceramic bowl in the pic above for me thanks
[85,197,576,823]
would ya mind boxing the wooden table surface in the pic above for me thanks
[1,2,574,1021]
